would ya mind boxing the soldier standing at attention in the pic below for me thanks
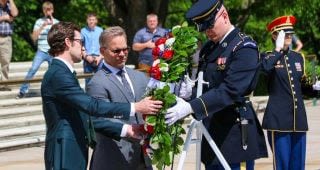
[165,0,268,169]
[261,15,309,170]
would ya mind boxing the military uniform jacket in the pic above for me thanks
[189,28,268,165]
[261,50,308,131]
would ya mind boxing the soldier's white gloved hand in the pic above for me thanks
[313,81,320,91]
[179,81,193,99]
[275,30,285,51]
[179,75,195,99]
[165,97,193,126]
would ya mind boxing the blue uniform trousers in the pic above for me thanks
[205,160,254,170]
[267,131,306,170]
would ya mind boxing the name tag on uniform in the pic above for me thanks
[295,62,302,71]
[275,64,284,68]
[275,60,284,68]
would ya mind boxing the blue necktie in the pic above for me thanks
[117,70,134,100]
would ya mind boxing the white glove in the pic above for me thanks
[179,75,195,99]
[146,78,160,89]
[275,30,285,51]
[179,81,193,99]
[313,81,320,91]
[165,97,193,126]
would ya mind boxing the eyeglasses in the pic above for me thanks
[73,38,83,46]
[109,47,130,54]
[285,33,293,38]
[207,9,225,30]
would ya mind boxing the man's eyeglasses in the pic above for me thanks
[109,47,130,54]
[73,38,83,46]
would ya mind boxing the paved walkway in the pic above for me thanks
[0,103,319,170]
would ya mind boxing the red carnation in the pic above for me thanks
[162,50,174,60]
[152,46,160,56]
[155,37,167,46]
[142,142,149,155]
[149,65,161,80]
[144,124,154,134]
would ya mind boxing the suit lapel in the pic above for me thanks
[101,65,134,102]
[101,65,140,123]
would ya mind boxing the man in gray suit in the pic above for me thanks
[87,26,152,170]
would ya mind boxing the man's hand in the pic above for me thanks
[275,30,285,52]
[165,97,193,126]
[0,14,13,22]
[126,124,145,140]
[85,55,96,64]
[94,55,103,66]
[135,96,162,115]
[146,39,155,49]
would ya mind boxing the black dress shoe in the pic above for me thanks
[16,92,26,99]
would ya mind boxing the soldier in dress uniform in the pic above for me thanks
[261,15,309,170]
[165,0,268,169]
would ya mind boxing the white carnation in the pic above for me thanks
[165,37,175,47]
[158,44,165,51]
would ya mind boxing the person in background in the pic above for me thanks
[81,12,103,87]
[165,0,268,169]
[42,21,162,170]
[16,1,58,98]
[261,15,308,170]
[0,0,18,91]
[132,13,167,73]
[290,34,303,52]
[87,26,152,170]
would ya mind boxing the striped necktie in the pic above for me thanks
[117,70,134,99]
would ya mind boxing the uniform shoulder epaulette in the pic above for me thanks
[289,50,302,55]
[233,32,257,52]
[264,51,273,54]
[261,51,275,59]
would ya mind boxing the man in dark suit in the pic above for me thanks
[165,1,268,170]
[87,26,152,170]
[42,22,162,170]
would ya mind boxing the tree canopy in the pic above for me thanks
[11,0,320,65]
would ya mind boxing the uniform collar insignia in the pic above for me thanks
[222,42,227,47]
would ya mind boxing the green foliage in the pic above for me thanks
[305,58,320,83]
[146,85,183,169]
[165,0,193,27]
[12,0,108,61]
[161,24,199,83]
[12,0,320,64]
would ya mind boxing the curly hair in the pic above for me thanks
[47,22,80,56]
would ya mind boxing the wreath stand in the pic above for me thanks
[177,71,231,170]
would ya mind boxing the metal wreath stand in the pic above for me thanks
[177,71,231,170]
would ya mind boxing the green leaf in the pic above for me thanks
[146,116,156,125]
